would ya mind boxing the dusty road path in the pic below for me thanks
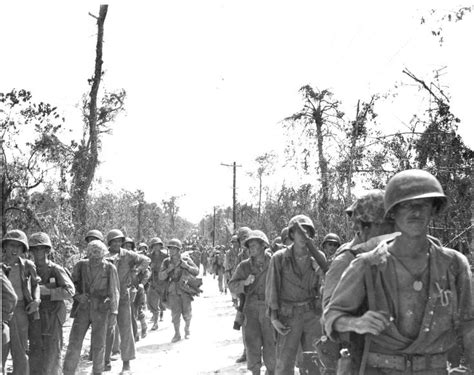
[72,273,250,374]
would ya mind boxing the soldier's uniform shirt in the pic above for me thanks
[228,250,276,373]
[147,249,168,315]
[29,260,75,375]
[104,248,150,363]
[2,266,17,372]
[265,245,323,375]
[323,237,474,372]
[63,259,120,374]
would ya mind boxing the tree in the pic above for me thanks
[70,4,126,242]
[247,152,276,221]
[284,86,344,208]
[0,89,71,235]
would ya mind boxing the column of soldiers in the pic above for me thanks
[225,169,473,375]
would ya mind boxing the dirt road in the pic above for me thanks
[73,273,249,374]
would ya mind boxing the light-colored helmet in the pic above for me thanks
[106,229,125,245]
[167,238,182,250]
[85,229,104,242]
[2,230,29,252]
[384,169,447,218]
[346,190,385,224]
[29,232,52,250]
[149,237,164,247]
[288,214,315,238]
[137,242,148,251]
[243,230,269,248]
[87,240,108,259]
[123,237,135,250]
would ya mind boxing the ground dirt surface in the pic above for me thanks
[69,272,257,374]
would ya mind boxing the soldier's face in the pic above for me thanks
[393,198,434,237]
[322,242,339,256]
[4,241,23,262]
[109,238,123,253]
[31,246,48,265]
[123,243,134,251]
[248,239,265,258]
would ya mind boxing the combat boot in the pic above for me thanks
[151,313,158,330]
[159,310,164,321]
[235,350,246,363]
[104,361,112,371]
[171,323,181,343]
[122,360,131,372]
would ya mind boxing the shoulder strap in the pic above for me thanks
[359,264,375,375]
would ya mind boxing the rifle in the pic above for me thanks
[293,222,329,273]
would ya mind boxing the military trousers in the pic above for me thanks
[29,306,63,375]
[217,268,225,292]
[63,305,110,374]
[105,291,136,362]
[275,306,322,375]
[168,293,192,334]
[243,300,276,373]
[147,285,165,315]
[7,301,30,375]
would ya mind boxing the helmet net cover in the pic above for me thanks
[243,230,269,248]
[29,232,53,249]
[348,189,386,224]
[288,215,315,239]
[87,240,108,259]
[2,230,29,252]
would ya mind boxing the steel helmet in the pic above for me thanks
[123,237,135,250]
[87,240,108,259]
[106,229,125,245]
[2,230,29,252]
[149,237,164,247]
[243,230,270,248]
[384,169,447,218]
[288,214,316,238]
[85,229,104,242]
[280,227,289,243]
[167,238,182,250]
[237,227,251,245]
[230,235,239,243]
[347,190,386,224]
[322,233,341,246]
[29,232,52,250]
[137,242,148,251]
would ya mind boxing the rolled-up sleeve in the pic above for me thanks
[108,264,120,315]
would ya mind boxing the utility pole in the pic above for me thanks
[221,161,242,231]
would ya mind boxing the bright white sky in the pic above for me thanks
[1,1,473,223]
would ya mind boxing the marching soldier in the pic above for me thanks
[147,237,168,330]
[63,240,120,375]
[85,229,105,244]
[266,215,325,375]
[2,230,40,375]
[323,169,474,374]
[159,238,199,343]
[28,232,75,375]
[225,235,241,302]
[228,230,276,375]
[320,233,341,262]
[104,229,150,373]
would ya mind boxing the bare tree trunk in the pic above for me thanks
[70,5,108,239]
[314,106,329,207]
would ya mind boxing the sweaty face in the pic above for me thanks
[248,239,265,258]
[392,198,434,237]
[4,241,24,262]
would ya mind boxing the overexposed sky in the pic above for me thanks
[1,1,473,223]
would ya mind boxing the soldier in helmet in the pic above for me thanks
[324,170,474,374]
[103,229,150,373]
[212,245,226,293]
[147,237,168,330]
[318,190,395,374]
[321,233,341,261]
[265,215,325,374]
[225,235,241,302]
[159,238,199,342]
[1,264,17,374]
[28,232,75,375]
[130,242,151,341]
[63,240,120,375]
[85,229,104,243]
[228,230,276,375]
[2,230,40,375]
[280,227,292,247]
[123,237,135,251]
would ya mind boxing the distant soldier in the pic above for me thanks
[130,242,151,341]
[147,237,168,330]
[2,230,40,375]
[213,246,226,293]
[28,232,75,375]
[321,233,341,262]
[1,264,17,374]
[270,236,283,253]
[225,235,240,300]
[229,230,276,375]
[104,229,150,373]
[266,215,325,374]
[318,190,395,374]
[159,238,199,342]
[63,240,120,375]
[123,237,135,251]
[324,169,474,374]
[85,229,105,244]
[201,246,209,275]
